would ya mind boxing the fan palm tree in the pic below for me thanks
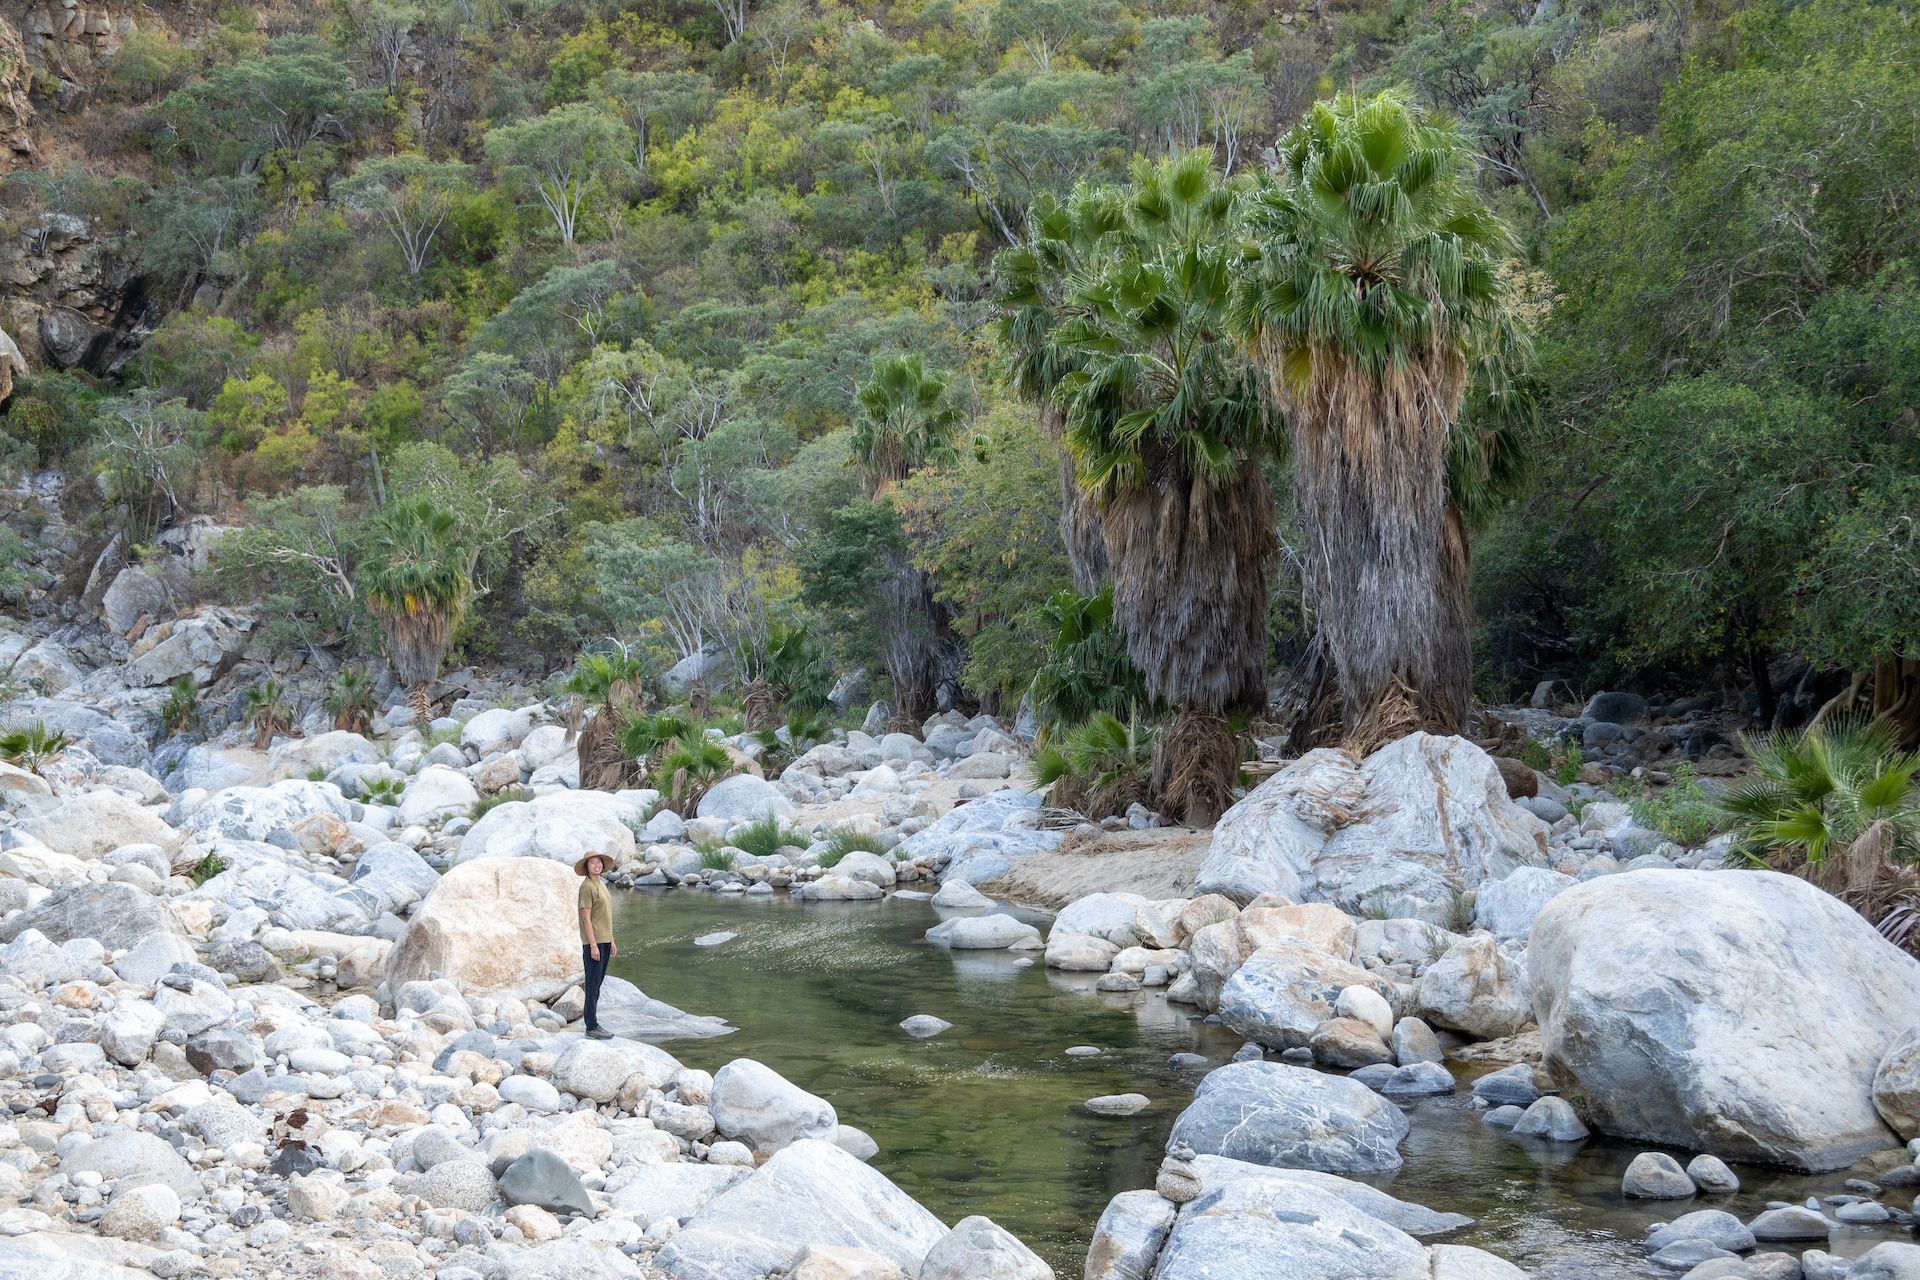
[1234,90,1530,749]
[1020,152,1285,823]
[994,198,1118,591]
[853,354,965,724]
[361,498,474,721]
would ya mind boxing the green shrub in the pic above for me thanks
[1626,764,1723,847]
[695,843,736,870]
[188,852,227,886]
[1027,586,1150,743]
[243,679,293,750]
[817,826,886,870]
[730,812,807,857]
[363,776,405,805]
[162,675,201,735]
[325,667,377,733]
[306,765,328,782]
[653,734,737,814]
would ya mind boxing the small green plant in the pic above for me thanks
[471,786,532,819]
[306,765,328,782]
[1554,740,1584,787]
[325,667,377,734]
[1358,886,1394,920]
[162,675,200,735]
[817,826,886,871]
[363,776,405,805]
[188,852,227,886]
[730,812,808,857]
[243,679,293,750]
[1033,711,1158,819]
[561,646,651,702]
[1442,886,1477,934]
[1721,719,1920,868]
[423,722,462,750]
[1627,763,1723,847]
[695,844,737,875]
[653,734,737,815]
[0,720,70,773]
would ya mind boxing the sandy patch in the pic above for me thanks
[981,826,1214,909]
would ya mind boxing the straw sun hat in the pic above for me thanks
[573,852,610,877]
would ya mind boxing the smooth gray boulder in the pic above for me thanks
[1151,1176,1432,1280]
[1746,1206,1832,1241]
[0,881,182,952]
[1198,734,1547,912]
[1510,1096,1589,1142]
[1085,1190,1175,1280]
[656,1139,947,1278]
[1165,1062,1409,1174]
[1189,1157,1472,1237]
[499,1149,594,1218]
[63,1131,200,1198]
[1851,1243,1920,1279]
[1875,1025,1920,1141]
[711,1058,837,1154]
[919,1215,1051,1280]
[1623,1152,1695,1199]
[696,774,795,822]
[926,912,1041,950]
[1474,867,1575,940]
[1646,1210,1756,1253]
[1529,868,1920,1170]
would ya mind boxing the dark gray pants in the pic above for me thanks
[581,944,609,1030]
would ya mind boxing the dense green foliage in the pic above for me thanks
[0,0,1912,724]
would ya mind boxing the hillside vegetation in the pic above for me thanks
[0,0,1915,743]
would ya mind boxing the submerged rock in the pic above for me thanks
[1165,1061,1408,1174]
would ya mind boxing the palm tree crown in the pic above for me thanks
[362,497,474,693]
[853,354,960,495]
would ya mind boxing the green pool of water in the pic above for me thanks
[609,889,1911,1275]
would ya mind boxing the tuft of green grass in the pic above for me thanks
[695,844,736,871]
[815,826,888,869]
[729,812,808,857]
[1612,763,1722,848]
[471,786,532,819]
[188,852,227,887]
[306,765,328,782]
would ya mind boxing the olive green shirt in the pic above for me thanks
[578,876,613,946]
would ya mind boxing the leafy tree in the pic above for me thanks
[136,175,263,295]
[989,0,1102,71]
[361,497,475,714]
[475,261,634,381]
[157,38,373,173]
[482,103,628,245]
[207,486,363,653]
[333,155,472,279]
[1237,91,1529,748]
[89,394,206,542]
[600,70,714,173]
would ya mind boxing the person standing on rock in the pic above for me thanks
[575,852,616,1039]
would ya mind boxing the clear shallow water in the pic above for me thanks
[610,890,1912,1275]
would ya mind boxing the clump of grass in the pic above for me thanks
[306,765,328,782]
[816,826,887,869]
[471,786,532,819]
[695,843,736,871]
[1517,734,1583,786]
[1625,763,1723,847]
[729,812,808,857]
[188,852,227,886]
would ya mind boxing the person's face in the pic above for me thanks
[587,856,604,877]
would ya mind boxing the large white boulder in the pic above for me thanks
[462,706,539,749]
[454,790,643,866]
[1529,868,1920,1170]
[397,765,479,826]
[1473,867,1575,941]
[711,1059,838,1154]
[696,773,795,823]
[1198,734,1548,916]
[1055,893,1177,949]
[269,731,379,779]
[21,790,177,858]
[385,858,585,1002]
[182,780,352,843]
[1416,935,1533,1040]
[656,1140,946,1279]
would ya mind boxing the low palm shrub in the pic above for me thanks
[0,720,69,773]
[1034,712,1159,819]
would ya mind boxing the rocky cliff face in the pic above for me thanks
[0,208,153,374]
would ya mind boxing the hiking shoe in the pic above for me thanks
[586,1028,612,1040]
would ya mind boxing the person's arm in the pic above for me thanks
[580,905,600,960]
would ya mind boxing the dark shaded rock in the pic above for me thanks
[499,1148,594,1218]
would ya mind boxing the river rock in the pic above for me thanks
[1309,1017,1394,1069]
[462,706,537,748]
[1085,1094,1150,1116]
[1085,1190,1176,1280]
[269,731,379,778]
[1474,867,1575,941]
[712,1058,838,1154]
[1529,868,1920,1170]
[1418,934,1533,1039]
[1197,734,1547,913]
[931,878,994,908]
[1188,1157,1473,1237]
[900,1015,952,1039]
[1874,1026,1920,1140]
[1648,1210,1757,1253]
[608,1162,751,1225]
[552,1036,680,1102]
[1054,893,1177,949]
[1747,1206,1832,1241]
[0,880,181,952]
[385,857,584,1001]
[697,773,795,822]
[99,1182,180,1239]
[64,1130,200,1197]
[1150,1174,1430,1280]
[1166,1061,1408,1173]
[1471,1063,1541,1107]
[415,1158,500,1210]
[347,841,439,914]
[805,874,885,900]
[832,850,897,887]
[500,1148,594,1217]
[920,1215,1052,1279]
[1334,985,1394,1038]
[456,790,645,866]
[1623,1151,1696,1199]
[1685,1155,1740,1193]
[1390,1016,1443,1065]
[789,1244,907,1279]
[21,789,177,858]
[1218,940,1395,1050]
[926,912,1041,950]
[1046,931,1121,971]
[397,764,479,825]
[657,1139,948,1278]
[182,780,350,842]
[1851,1243,1920,1279]
[1509,1095,1588,1141]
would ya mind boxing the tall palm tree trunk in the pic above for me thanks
[1103,458,1273,824]
[1284,354,1471,751]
